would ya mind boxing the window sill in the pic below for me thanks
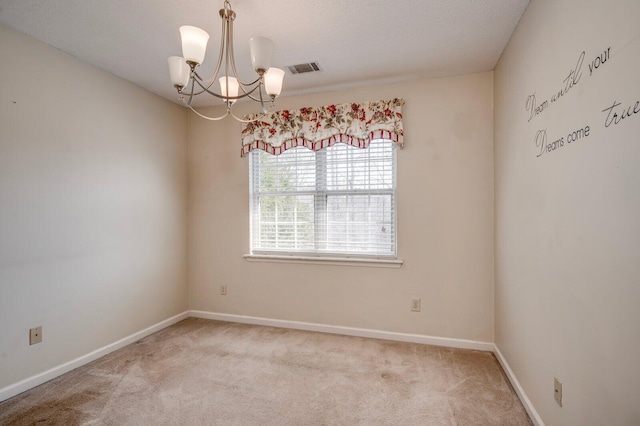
[243,254,403,269]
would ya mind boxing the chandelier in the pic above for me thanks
[167,0,285,122]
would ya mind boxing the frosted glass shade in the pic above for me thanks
[264,68,285,97]
[180,26,209,65]
[219,76,239,101]
[167,56,190,88]
[249,37,274,73]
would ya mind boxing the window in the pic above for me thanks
[249,139,397,258]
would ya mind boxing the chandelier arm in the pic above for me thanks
[203,79,266,103]
[202,14,228,87]
[184,67,221,98]
[240,82,274,114]
[258,81,267,114]
[178,70,208,101]
[229,108,268,123]
[185,98,265,123]
[193,76,262,101]
[241,76,263,87]
[222,14,233,108]
[190,8,229,90]
[177,92,228,121]
[187,73,261,99]
[236,76,264,98]
[240,84,276,106]
[180,87,268,123]
[188,104,231,121]
[185,74,197,106]
[227,19,255,87]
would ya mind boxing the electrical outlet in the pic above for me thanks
[411,298,421,312]
[554,377,562,407]
[220,285,228,295]
[30,326,42,345]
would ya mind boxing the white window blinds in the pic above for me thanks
[249,139,397,257]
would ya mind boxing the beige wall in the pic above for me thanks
[10,2,638,421]
[0,25,189,388]
[188,72,495,342]
[494,0,640,424]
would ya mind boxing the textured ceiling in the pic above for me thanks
[0,0,530,106]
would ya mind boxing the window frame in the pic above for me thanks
[248,139,399,261]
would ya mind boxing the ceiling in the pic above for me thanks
[0,0,530,106]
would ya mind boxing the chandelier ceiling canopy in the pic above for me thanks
[167,0,285,122]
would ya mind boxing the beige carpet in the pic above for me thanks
[0,318,532,425]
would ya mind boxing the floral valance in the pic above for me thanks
[240,98,405,156]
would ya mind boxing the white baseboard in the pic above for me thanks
[0,311,190,403]
[494,344,545,426]
[189,310,494,352]
[2,308,542,426]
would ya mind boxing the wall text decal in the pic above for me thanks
[526,51,586,122]
[602,98,640,128]
[535,126,590,158]
[589,47,611,76]
[526,48,612,123]
[527,46,623,158]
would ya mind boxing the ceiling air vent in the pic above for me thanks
[287,62,321,74]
